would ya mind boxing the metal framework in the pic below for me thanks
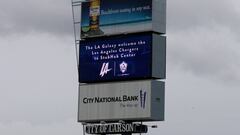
[71,0,83,67]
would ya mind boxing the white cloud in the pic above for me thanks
[0,0,73,35]
[168,23,240,84]
[168,0,240,34]
[0,119,82,135]
[0,33,78,124]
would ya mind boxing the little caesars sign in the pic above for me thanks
[85,123,147,134]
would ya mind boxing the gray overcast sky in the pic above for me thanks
[1,0,240,134]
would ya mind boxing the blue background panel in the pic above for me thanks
[79,33,153,83]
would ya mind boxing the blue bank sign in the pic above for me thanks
[79,33,153,83]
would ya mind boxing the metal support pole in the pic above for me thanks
[140,121,143,135]
[82,124,85,135]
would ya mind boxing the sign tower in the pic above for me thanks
[71,0,166,134]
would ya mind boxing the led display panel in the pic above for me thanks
[79,32,165,83]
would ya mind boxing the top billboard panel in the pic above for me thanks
[81,0,166,38]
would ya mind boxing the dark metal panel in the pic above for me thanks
[152,34,166,79]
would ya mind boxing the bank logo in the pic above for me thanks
[120,61,128,73]
[140,90,147,109]
[100,62,112,77]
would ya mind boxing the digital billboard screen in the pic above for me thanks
[81,0,152,38]
[79,32,153,83]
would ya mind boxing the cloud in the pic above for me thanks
[168,24,240,84]
[0,33,78,124]
[0,118,82,135]
[167,0,240,84]
[1,0,240,135]
[168,0,240,34]
[0,0,73,36]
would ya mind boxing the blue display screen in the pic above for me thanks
[79,33,153,83]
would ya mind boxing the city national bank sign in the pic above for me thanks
[78,0,166,124]
[78,80,164,122]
